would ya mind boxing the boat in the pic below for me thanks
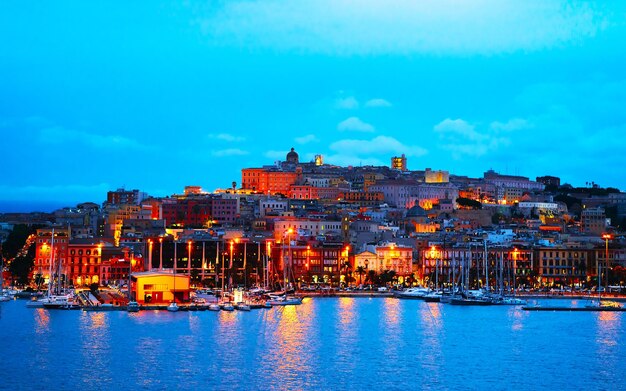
[267,294,302,306]
[42,295,81,310]
[0,294,10,302]
[167,302,179,312]
[193,289,218,303]
[394,287,429,299]
[235,303,251,311]
[423,292,442,302]
[127,301,140,312]
[449,296,493,306]
[208,303,221,311]
[221,302,235,311]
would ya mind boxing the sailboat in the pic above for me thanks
[0,248,11,302]
[167,241,180,312]
[267,233,302,306]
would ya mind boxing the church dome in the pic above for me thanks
[286,147,299,164]
[406,201,427,217]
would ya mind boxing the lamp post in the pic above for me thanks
[187,240,192,277]
[159,237,163,270]
[602,233,613,293]
[229,240,234,290]
[147,239,153,270]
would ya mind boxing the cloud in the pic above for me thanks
[337,117,375,132]
[208,133,246,142]
[365,98,392,108]
[434,117,528,158]
[211,148,249,157]
[490,118,531,132]
[197,1,608,55]
[335,96,359,109]
[39,126,152,151]
[329,135,428,157]
[295,134,319,144]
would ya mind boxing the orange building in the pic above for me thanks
[241,168,297,195]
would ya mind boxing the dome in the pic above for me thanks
[406,201,427,218]
[286,147,299,164]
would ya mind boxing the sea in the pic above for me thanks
[1,297,625,390]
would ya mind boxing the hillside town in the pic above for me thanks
[2,148,626,303]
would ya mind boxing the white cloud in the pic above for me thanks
[365,98,392,108]
[490,118,531,132]
[208,133,246,142]
[197,1,607,55]
[295,134,319,144]
[335,96,359,109]
[434,117,525,158]
[211,148,249,157]
[39,126,152,151]
[337,117,375,132]
[329,135,428,157]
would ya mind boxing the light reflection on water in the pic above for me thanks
[1,298,626,390]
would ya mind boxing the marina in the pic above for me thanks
[1,296,625,390]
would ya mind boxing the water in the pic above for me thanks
[1,298,625,390]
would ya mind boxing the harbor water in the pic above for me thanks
[1,297,625,390]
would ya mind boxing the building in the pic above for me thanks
[34,228,70,285]
[131,271,190,304]
[391,154,407,171]
[536,176,561,187]
[106,188,145,205]
[580,207,607,235]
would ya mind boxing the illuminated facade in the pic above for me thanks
[131,271,190,304]
[241,168,298,195]
[391,154,407,171]
[34,228,70,284]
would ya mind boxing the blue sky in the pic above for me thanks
[1,1,625,211]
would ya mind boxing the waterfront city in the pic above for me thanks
[2,1,626,390]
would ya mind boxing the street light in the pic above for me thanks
[602,233,613,293]
[159,237,163,270]
[187,240,193,277]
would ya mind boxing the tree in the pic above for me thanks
[2,224,39,259]
[34,273,45,290]
[355,266,366,285]
[379,270,396,286]
[8,255,34,287]
[456,197,482,210]
[367,270,378,285]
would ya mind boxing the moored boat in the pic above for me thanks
[127,301,140,312]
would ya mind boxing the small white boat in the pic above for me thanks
[127,301,140,312]
[267,295,302,306]
[167,302,179,312]
[235,303,251,311]
[0,293,11,302]
[208,303,221,311]
[395,287,429,299]
[221,303,235,311]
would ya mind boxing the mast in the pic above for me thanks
[484,240,489,292]
[48,229,55,298]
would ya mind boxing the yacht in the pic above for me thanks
[42,295,80,310]
[221,302,235,311]
[208,303,221,311]
[267,294,302,306]
[394,287,430,299]
[167,302,179,312]
[127,301,140,312]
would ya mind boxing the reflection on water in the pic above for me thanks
[1,299,625,390]
[34,308,50,334]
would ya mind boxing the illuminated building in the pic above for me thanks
[34,228,70,284]
[580,207,607,235]
[391,154,407,171]
[424,168,449,183]
[131,271,190,304]
[106,188,145,205]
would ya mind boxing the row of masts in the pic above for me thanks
[432,242,519,296]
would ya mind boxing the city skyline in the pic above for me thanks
[2,1,626,210]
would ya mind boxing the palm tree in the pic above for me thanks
[355,266,366,285]
[367,270,378,285]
